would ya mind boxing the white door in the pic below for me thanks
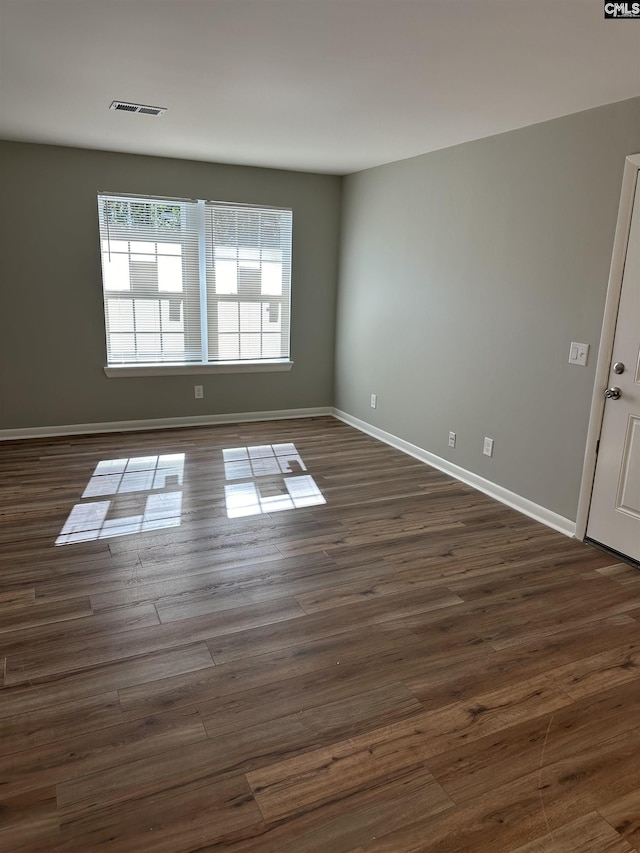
[587,169,640,562]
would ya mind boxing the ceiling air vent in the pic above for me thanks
[109,101,167,116]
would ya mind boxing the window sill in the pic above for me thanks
[104,360,294,378]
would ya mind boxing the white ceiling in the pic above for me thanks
[0,0,638,175]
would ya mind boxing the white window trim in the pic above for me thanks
[98,193,293,375]
[104,359,294,378]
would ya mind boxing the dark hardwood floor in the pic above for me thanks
[1,416,639,852]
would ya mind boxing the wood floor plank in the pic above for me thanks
[427,679,640,804]
[151,550,385,623]
[245,729,450,826]
[597,563,640,585]
[0,691,123,757]
[0,596,93,635]
[0,642,215,719]
[0,787,58,852]
[274,785,440,853]
[548,640,640,700]
[246,673,573,823]
[1,417,638,851]
[202,682,423,767]
[488,594,640,650]
[4,596,304,684]
[195,637,485,737]
[118,624,421,719]
[87,550,338,613]
[0,551,140,587]
[326,526,562,573]
[600,789,640,852]
[294,572,464,614]
[206,585,468,665]
[369,724,640,852]
[404,614,640,711]
[59,682,424,822]
[389,577,640,654]
[0,588,35,609]
[1,708,207,799]
[280,520,468,558]
[205,766,453,853]
[54,774,262,852]
[506,811,635,852]
[34,544,284,602]
[54,735,258,819]
[445,556,612,601]
[0,602,161,660]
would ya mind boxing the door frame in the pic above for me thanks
[576,153,640,541]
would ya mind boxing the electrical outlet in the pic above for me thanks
[483,437,494,457]
[448,431,456,448]
[370,394,377,409]
[194,385,203,399]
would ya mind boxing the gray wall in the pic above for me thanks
[0,142,341,429]
[335,98,640,521]
[3,99,639,522]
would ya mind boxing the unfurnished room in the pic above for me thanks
[0,1,640,851]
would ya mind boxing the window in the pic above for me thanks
[97,193,293,375]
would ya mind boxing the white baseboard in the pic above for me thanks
[0,407,334,442]
[333,409,576,538]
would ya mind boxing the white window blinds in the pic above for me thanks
[97,194,292,367]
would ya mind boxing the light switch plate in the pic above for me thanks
[569,342,589,366]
